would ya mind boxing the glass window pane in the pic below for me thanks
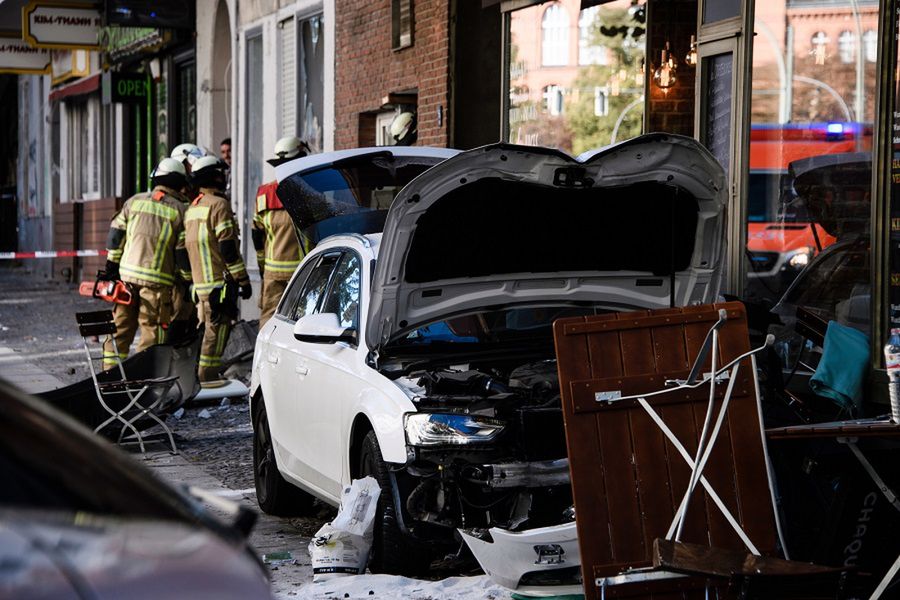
[542,4,569,67]
[322,253,361,329]
[703,0,740,24]
[291,253,341,322]
[507,0,645,155]
[176,61,196,143]
[746,1,877,376]
[864,30,877,63]
[299,15,325,153]
[245,33,264,264]
[277,258,318,319]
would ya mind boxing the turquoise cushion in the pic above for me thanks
[809,320,870,413]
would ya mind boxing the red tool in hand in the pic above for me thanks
[78,271,133,305]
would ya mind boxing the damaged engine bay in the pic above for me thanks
[390,358,575,546]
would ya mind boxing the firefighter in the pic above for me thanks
[102,157,190,369]
[179,156,252,381]
[168,142,207,342]
[253,136,311,328]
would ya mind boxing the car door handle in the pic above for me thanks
[295,364,309,375]
[267,352,279,364]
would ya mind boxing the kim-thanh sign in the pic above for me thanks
[0,36,51,75]
[23,2,102,50]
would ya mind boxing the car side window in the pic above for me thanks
[290,253,342,322]
[321,253,362,329]
[276,258,318,319]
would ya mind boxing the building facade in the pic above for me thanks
[194,0,335,318]
[6,0,900,371]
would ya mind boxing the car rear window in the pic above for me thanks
[278,152,443,244]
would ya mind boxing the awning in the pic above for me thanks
[49,73,100,103]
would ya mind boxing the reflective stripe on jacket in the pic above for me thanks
[253,181,303,281]
[107,186,187,288]
[182,188,248,298]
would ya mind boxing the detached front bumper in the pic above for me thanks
[459,521,581,597]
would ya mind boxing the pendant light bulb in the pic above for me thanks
[685,34,698,67]
[653,49,676,90]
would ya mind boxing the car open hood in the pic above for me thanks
[274,147,459,248]
[366,134,727,351]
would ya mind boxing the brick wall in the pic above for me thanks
[334,0,451,149]
[52,201,79,281]
[646,0,697,136]
[81,197,120,280]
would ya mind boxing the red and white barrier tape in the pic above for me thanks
[0,250,107,260]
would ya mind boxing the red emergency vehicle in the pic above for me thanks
[745,122,870,299]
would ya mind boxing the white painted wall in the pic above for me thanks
[197,0,334,318]
[16,75,53,275]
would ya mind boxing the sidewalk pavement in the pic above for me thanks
[0,346,65,393]
[141,451,312,598]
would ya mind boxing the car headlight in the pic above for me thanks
[404,413,505,446]
[788,248,812,269]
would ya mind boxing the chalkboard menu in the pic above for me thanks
[890,4,900,327]
[703,53,733,177]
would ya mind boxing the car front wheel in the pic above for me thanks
[253,401,315,516]
[358,430,431,575]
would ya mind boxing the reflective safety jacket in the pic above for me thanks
[181,187,249,299]
[106,186,188,288]
[252,181,304,281]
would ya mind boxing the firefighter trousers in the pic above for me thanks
[169,281,198,344]
[259,277,288,329]
[197,298,232,382]
[102,284,173,369]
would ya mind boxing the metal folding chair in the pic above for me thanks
[555,303,845,599]
[76,310,180,453]
[596,310,783,555]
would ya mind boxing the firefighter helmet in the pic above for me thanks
[389,111,417,146]
[191,156,228,191]
[267,136,311,166]
[151,157,188,191]
[170,143,206,170]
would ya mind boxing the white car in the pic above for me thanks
[250,135,727,582]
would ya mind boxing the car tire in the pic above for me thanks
[358,430,432,575]
[253,401,315,516]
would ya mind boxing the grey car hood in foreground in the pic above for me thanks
[367,134,727,351]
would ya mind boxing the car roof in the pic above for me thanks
[314,232,382,257]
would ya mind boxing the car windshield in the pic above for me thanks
[392,306,605,348]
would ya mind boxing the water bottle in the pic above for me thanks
[885,328,900,423]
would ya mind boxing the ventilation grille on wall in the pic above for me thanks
[280,16,297,136]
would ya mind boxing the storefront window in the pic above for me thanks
[506,0,645,155]
[745,0,878,400]
[175,61,196,146]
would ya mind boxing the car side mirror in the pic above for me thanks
[293,313,357,345]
